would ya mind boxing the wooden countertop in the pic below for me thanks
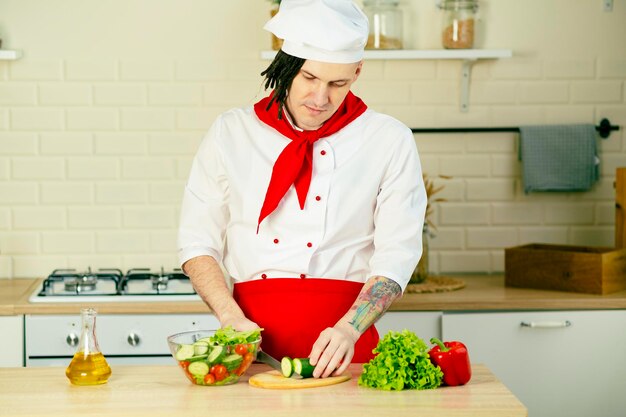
[0,363,527,417]
[0,279,38,315]
[2,275,626,316]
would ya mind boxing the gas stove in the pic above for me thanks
[29,267,201,303]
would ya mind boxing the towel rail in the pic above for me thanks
[411,118,619,139]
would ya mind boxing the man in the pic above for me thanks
[178,0,426,379]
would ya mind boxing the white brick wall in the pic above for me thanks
[66,61,117,81]
[41,133,93,155]
[0,133,38,154]
[0,159,7,180]
[0,0,624,278]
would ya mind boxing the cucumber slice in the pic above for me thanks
[195,337,213,344]
[193,341,210,355]
[222,354,243,371]
[281,357,294,378]
[175,344,195,361]
[188,361,209,376]
[187,354,208,363]
[293,358,315,378]
[206,345,226,364]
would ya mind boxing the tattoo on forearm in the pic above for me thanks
[348,276,401,333]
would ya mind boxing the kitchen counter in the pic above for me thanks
[0,279,37,315]
[2,275,626,316]
[0,363,527,417]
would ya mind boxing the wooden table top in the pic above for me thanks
[0,363,527,417]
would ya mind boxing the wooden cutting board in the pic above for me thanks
[248,370,351,389]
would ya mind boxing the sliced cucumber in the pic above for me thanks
[193,341,210,355]
[195,337,213,344]
[206,345,226,365]
[293,358,315,378]
[187,354,208,363]
[281,357,294,378]
[188,361,209,376]
[222,354,243,371]
[175,344,195,361]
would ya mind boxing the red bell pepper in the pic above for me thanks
[428,337,472,386]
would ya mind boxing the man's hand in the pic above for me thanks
[308,322,360,378]
[308,276,402,378]
[220,313,260,332]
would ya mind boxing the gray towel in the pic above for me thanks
[519,124,599,193]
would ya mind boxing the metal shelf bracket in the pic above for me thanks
[460,59,477,113]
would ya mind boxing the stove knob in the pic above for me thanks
[66,333,79,347]
[127,332,141,347]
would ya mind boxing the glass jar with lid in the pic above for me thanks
[363,0,404,50]
[437,0,479,49]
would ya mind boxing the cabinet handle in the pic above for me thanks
[127,332,141,346]
[520,320,572,328]
[66,333,79,347]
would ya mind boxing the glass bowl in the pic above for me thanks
[166,330,260,386]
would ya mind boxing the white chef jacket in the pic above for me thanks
[178,105,426,291]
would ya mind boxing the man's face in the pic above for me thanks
[285,59,362,131]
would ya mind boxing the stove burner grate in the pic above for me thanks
[39,268,123,296]
[120,267,190,295]
[36,267,195,298]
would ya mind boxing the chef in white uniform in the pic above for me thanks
[178,0,427,379]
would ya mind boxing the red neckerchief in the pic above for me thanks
[253,91,367,232]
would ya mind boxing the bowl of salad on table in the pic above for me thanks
[167,327,261,386]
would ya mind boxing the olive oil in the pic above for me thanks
[65,352,112,386]
[65,308,112,386]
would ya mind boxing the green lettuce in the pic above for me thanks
[358,329,443,390]
[210,326,263,345]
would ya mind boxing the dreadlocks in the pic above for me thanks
[260,50,305,119]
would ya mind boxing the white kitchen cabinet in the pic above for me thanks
[442,310,626,417]
[376,311,442,341]
[25,313,220,367]
[0,316,24,367]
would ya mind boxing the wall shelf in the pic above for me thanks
[261,49,512,61]
[260,49,513,112]
[0,50,22,60]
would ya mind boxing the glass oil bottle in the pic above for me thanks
[65,308,112,386]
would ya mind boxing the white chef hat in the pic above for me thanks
[264,0,369,64]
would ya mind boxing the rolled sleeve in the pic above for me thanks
[368,129,427,291]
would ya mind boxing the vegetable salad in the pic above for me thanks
[174,327,262,386]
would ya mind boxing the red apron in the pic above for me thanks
[233,278,379,363]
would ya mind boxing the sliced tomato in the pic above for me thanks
[203,373,216,385]
[235,344,248,355]
[234,352,255,376]
[213,364,228,381]
[179,360,190,370]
